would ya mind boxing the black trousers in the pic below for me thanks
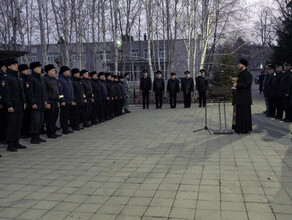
[283,96,290,119]
[142,91,149,108]
[199,91,206,107]
[184,93,192,108]
[21,108,31,136]
[82,99,92,124]
[91,102,99,122]
[169,94,177,108]
[99,101,106,121]
[268,97,276,117]
[6,111,23,142]
[71,105,82,129]
[275,97,284,118]
[0,108,7,142]
[155,93,163,108]
[60,104,71,132]
[106,99,113,118]
[45,102,58,136]
[120,98,125,114]
[31,109,44,135]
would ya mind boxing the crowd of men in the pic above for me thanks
[0,59,131,154]
[260,62,292,122]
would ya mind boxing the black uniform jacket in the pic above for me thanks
[167,78,180,95]
[43,74,59,104]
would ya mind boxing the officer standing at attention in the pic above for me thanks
[91,71,101,124]
[181,71,194,108]
[0,60,7,147]
[43,64,61,138]
[70,68,85,131]
[167,72,180,108]
[118,75,126,115]
[123,72,131,113]
[27,62,48,144]
[196,69,208,108]
[0,58,26,152]
[140,70,151,109]
[58,66,75,134]
[19,64,31,139]
[98,72,108,122]
[153,71,165,109]
[81,69,94,127]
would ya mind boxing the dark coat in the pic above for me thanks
[0,68,25,112]
[153,78,165,94]
[140,77,152,92]
[82,78,93,99]
[98,79,108,101]
[196,76,208,92]
[43,74,59,104]
[271,72,283,97]
[27,71,47,111]
[119,81,126,97]
[71,76,85,106]
[263,74,274,98]
[113,81,121,99]
[58,74,74,104]
[106,80,114,98]
[181,77,194,95]
[279,70,292,97]
[92,79,101,104]
[20,73,31,103]
[234,69,252,105]
[167,78,180,95]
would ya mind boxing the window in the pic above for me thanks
[71,54,77,62]
[98,51,103,61]
[48,54,55,62]
[159,49,164,60]
[144,49,148,59]
[132,50,139,60]
[30,56,37,62]
[106,51,111,61]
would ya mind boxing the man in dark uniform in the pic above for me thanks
[19,64,31,139]
[105,73,114,120]
[273,63,284,119]
[233,59,253,134]
[259,71,265,94]
[196,69,208,108]
[43,64,61,138]
[81,69,93,127]
[58,66,75,134]
[280,62,292,122]
[0,60,7,146]
[113,75,121,116]
[140,70,151,109]
[0,59,26,152]
[98,72,107,122]
[167,72,180,108]
[123,73,131,113]
[153,71,165,109]
[118,75,126,115]
[27,62,48,144]
[181,71,194,108]
[91,71,101,124]
[266,65,276,117]
[71,68,85,130]
[263,65,272,115]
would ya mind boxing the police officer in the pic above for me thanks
[118,75,126,115]
[0,60,7,146]
[105,73,114,119]
[124,73,131,113]
[81,69,93,127]
[98,72,107,122]
[153,71,165,109]
[265,65,276,117]
[280,62,292,122]
[0,59,26,152]
[27,62,47,144]
[140,70,151,109]
[43,64,60,138]
[113,75,121,116]
[181,71,194,108]
[91,71,101,124]
[196,69,208,108]
[58,66,75,134]
[19,64,31,139]
[273,63,284,119]
[71,68,85,130]
[167,72,180,108]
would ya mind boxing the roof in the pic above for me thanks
[0,50,28,61]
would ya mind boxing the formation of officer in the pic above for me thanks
[262,61,292,122]
[0,58,130,154]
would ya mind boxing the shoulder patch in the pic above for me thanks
[1,81,5,87]
[58,82,62,87]
[26,82,30,88]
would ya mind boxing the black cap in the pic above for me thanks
[283,61,291,66]
[98,72,105,77]
[30,61,41,70]
[267,64,275,70]
[0,60,7,67]
[170,72,176,76]
[105,72,111,78]
[44,64,55,73]
[199,69,206,73]
[142,70,148,73]
[156,71,162,75]
[59,66,70,74]
[89,71,97,77]
[184,71,190,74]
[113,75,118,79]
[80,69,88,76]
[6,58,18,67]
[71,68,80,75]
[118,74,124,79]
[124,72,130,77]
[239,59,248,67]
[275,63,283,68]
[18,64,29,72]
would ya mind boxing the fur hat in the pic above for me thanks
[44,64,55,73]
[71,68,80,75]
[80,69,88,76]
[18,64,29,72]
[239,59,248,67]
[59,66,70,74]
[30,61,41,70]
[98,72,105,77]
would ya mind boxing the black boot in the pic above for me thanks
[7,142,18,152]
[31,134,40,144]
[14,141,27,149]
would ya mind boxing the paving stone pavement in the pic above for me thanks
[0,88,291,220]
